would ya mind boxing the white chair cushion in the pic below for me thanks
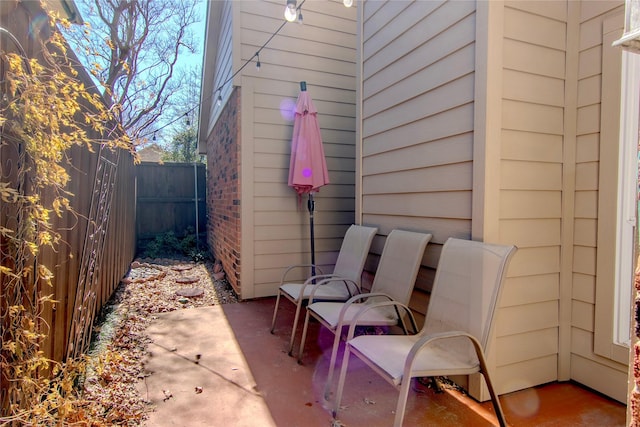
[350,334,480,386]
[308,301,399,328]
[280,283,352,301]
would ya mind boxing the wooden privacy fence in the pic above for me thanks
[136,162,207,252]
[0,1,137,368]
[1,143,137,364]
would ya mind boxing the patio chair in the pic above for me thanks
[297,229,432,400]
[270,224,378,355]
[332,237,517,427]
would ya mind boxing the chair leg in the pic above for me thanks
[482,372,507,427]
[287,297,304,356]
[393,376,413,427]
[323,322,343,400]
[473,342,507,427]
[270,291,282,334]
[298,309,312,363]
[332,341,352,418]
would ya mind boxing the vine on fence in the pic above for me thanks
[0,11,135,425]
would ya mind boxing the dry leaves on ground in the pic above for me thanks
[81,257,237,425]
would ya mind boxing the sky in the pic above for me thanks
[69,0,208,144]
[180,1,207,76]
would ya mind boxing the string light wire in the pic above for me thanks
[142,0,307,140]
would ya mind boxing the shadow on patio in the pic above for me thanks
[138,298,626,427]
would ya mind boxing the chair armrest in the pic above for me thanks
[336,292,394,321]
[343,292,394,305]
[306,276,361,302]
[343,300,418,341]
[302,273,342,285]
[279,264,325,285]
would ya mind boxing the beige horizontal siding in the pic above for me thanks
[570,354,628,403]
[575,163,599,190]
[365,23,475,103]
[573,245,596,275]
[495,355,558,395]
[363,162,471,194]
[503,39,566,79]
[578,45,602,78]
[573,218,597,246]
[572,328,630,373]
[575,133,599,162]
[364,133,472,174]
[496,329,559,366]
[574,17,601,372]
[504,7,566,49]
[363,192,471,218]
[365,73,475,136]
[361,215,470,246]
[572,299,594,332]
[360,0,477,343]
[253,223,350,241]
[363,2,438,60]
[207,0,233,132]
[500,190,561,218]
[502,100,565,134]
[235,1,358,297]
[501,130,563,162]
[363,104,474,156]
[574,8,602,384]
[501,161,562,190]
[501,274,560,307]
[574,190,598,218]
[499,219,561,247]
[505,0,567,20]
[497,301,559,336]
[508,246,561,277]
[572,273,595,304]
[503,70,565,107]
[356,0,628,403]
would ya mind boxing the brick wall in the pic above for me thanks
[206,87,241,295]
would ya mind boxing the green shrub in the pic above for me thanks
[142,229,208,262]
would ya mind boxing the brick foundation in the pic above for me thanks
[206,87,241,296]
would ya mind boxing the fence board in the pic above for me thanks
[0,1,137,372]
[136,162,207,251]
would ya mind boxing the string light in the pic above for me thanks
[343,0,353,7]
[284,0,297,22]
[141,0,317,140]
[297,6,303,24]
[209,0,306,109]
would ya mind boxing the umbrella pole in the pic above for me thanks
[308,193,316,278]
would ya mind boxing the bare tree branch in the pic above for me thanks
[62,0,200,142]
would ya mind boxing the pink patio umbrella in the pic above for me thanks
[288,81,330,274]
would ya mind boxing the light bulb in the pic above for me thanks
[297,9,303,24]
[216,93,222,107]
[284,0,297,22]
[343,0,353,7]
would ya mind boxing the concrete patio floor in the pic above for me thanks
[138,297,627,426]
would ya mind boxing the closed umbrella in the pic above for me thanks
[288,81,330,275]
